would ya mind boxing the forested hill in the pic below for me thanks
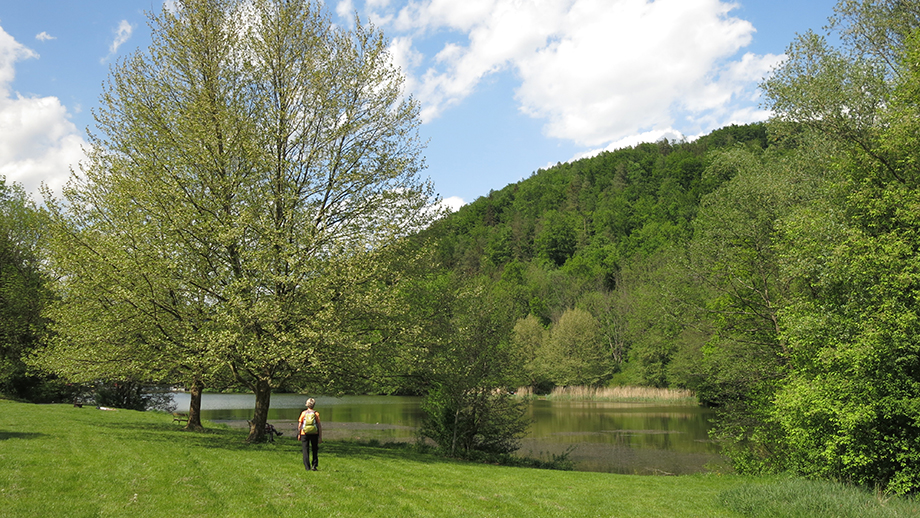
[408,122,779,398]
[422,122,762,320]
[429,123,767,282]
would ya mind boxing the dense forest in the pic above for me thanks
[1,0,918,495]
[421,123,771,390]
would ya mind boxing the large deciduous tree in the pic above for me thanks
[540,307,611,387]
[36,0,435,441]
[682,145,825,472]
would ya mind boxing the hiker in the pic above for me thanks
[297,398,322,471]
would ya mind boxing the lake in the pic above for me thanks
[169,393,727,475]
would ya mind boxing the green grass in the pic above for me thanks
[1,399,916,517]
[719,478,920,518]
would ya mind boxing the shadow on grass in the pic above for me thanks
[322,440,459,464]
[103,421,256,450]
[101,419,473,468]
[0,431,45,440]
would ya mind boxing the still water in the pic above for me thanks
[170,393,726,475]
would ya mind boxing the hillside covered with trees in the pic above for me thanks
[422,122,770,391]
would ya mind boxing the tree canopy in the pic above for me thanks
[759,0,920,494]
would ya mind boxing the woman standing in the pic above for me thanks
[297,398,322,471]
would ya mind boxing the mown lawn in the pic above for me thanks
[1,399,916,517]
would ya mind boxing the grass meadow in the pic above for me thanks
[1,399,917,517]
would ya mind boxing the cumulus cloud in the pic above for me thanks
[337,0,356,19]
[370,0,781,149]
[35,32,56,42]
[440,195,465,212]
[101,20,134,63]
[0,25,85,198]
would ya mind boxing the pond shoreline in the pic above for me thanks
[176,393,725,474]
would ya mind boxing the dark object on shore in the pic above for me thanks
[265,423,283,441]
[247,420,284,442]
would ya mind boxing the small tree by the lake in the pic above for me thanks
[415,276,531,457]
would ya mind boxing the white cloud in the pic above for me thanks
[370,0,779,149]
[101,20,134,63]
[35,32,56,42]
[112,20,134,53]
[388,35,425,97]
[0,27,37,86]
[337,0,356,19]
[392,0,498,33]
[0,25,85,199]
[439,195,465,212]
[516,0,758,145]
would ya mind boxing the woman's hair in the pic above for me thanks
[305,398,315,409]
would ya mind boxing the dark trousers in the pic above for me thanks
[302,434,319,471]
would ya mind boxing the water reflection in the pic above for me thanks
[521,399,724,474]
[172,393,424,441]
[169,393,726,474]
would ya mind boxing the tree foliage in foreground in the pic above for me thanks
[751,0,920,493]
[33,0,436,441]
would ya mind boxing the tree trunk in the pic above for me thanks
[185,378,205,431]
[247,379,271,443]
[451,406,460,456]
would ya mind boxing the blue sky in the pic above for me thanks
[0,0,838,208]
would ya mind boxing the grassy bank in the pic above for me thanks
[1,399,916,517]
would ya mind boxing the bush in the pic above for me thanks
[0,371,86,404]
[420,387,530,457]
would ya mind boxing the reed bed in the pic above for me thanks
[517,385,698,404]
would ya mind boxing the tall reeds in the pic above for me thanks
[516,385,697,404]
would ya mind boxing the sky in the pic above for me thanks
[0,0,839,209]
